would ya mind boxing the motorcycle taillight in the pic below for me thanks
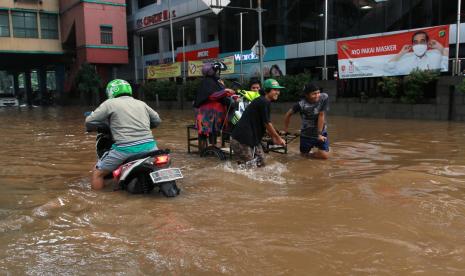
[113,166,122,179]
[154,155,170,167]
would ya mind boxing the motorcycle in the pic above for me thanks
[85,114,182,197]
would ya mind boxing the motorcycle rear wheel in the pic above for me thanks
[126,175,154,194]
[159,181,181,197]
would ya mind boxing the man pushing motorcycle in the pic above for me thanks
[85,79,161,190]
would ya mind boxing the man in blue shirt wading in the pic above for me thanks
[283,82,330,159]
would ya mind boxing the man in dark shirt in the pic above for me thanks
[283,82,330,159]
[231,79,286,167]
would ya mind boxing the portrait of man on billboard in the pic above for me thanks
[384,30,449,75]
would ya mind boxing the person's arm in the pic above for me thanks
[429,39,449,57]
[283,108,294,133]
[317,112,326,142]
[85,101,109,124]
[429,39,449,71]
[265,122,285,146]
[208,88,235,101]
[283,103,301,133]
[146,105,161,128]
[388,44,412,62]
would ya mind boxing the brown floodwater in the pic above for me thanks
[1,106,465,275]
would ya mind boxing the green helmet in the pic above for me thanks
[106,79,132,99]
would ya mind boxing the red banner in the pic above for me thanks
[337,25,450,78]
[176,47,219,62]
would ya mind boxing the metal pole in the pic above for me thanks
[134,34,139,84]
[258,0,264,84]
[455,0,461,75]
[183,26,186,84]
[240,12,244,84]
[168,0,175,63]
[323,0,328,80]
[141,35,145,83]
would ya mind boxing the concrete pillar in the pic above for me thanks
[132,34,141,83]
[158,27,170,63]
[38,68,47,105]
[129,0,138,15]
[13,72,19,101]
[55,64,65,104]
[195,17,208,44]
[25,71,33,106]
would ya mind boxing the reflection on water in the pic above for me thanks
[1,107,465,274]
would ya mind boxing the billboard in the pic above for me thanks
[146,63,181,79]
[337,25,449,79]
[230,60,286,79]
[187,56,235,77]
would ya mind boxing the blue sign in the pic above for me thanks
[219,46,285,64]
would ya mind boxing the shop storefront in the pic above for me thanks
[219,46,286,80]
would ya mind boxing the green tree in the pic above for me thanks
[75,63,102,105]
[377,77,402,98]
[403,69,439,103]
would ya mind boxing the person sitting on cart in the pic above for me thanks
[193,62,235,152]
[283,82,330,159]
[230,79,286,167]
[249,79,261,93]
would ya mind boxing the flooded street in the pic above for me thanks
[2,106,465,275]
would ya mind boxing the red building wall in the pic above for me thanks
[60,0,128,91]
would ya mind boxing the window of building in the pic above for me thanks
[138,0,157,9]
[100,25,113,44]
[40,13,58,39]
[0,10,10,37]
[12,11,38,38]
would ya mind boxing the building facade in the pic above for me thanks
[218,0,464,83]
[125,0,219,83]
[0,0,128,105]
[0,0,64,105]
[60,0,128,94]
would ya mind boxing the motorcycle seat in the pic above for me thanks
[123,149,170,163]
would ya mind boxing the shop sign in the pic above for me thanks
[136,10,176,29]
[146,63,181,79]
[234,51,258,62]
[176,47,219,62]
[220,46,285,64]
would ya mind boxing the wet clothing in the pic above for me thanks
[230,138,265,166]
[194,76,224,108]
[86,96,161,145]
[196,90,234,137]
[300,131,329,153]
[111,138,157,154]
[194,76,228,137]
[96,144,158,171]
[231,96,271,147]
[291,93,329,138]
[85,96,161,170]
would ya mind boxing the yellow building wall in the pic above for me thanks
[0,0,59,12]
[0,37,63,53]
[0,0,62,53]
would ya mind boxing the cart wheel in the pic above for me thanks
[200,146,227,160]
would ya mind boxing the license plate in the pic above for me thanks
[150,168,183,184]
